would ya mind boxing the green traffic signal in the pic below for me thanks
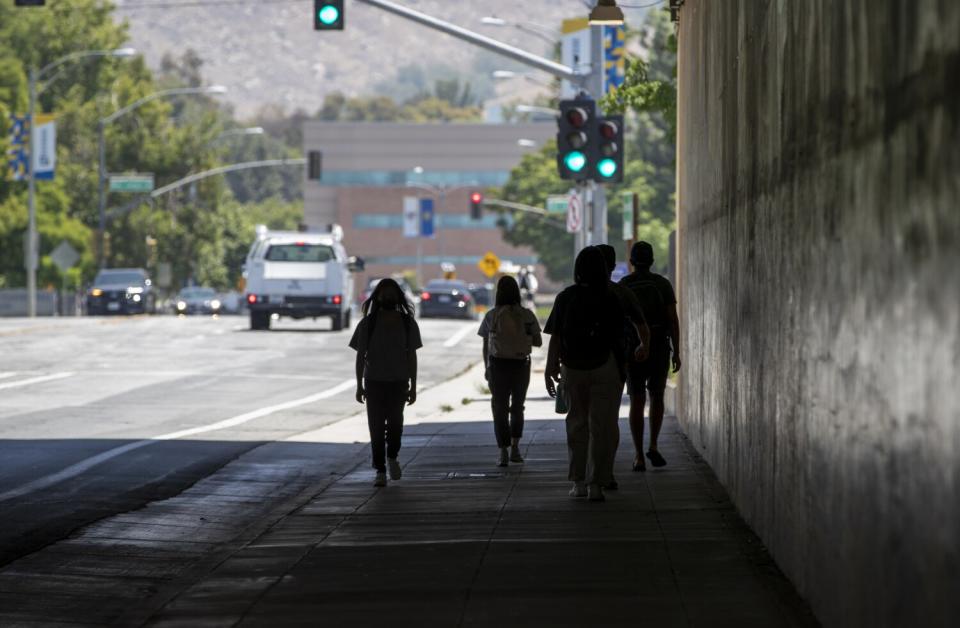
[318,5,340,25]
[597,158,618,178]
[565,151,587,173]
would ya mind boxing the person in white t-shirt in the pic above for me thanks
[478,275,543,467]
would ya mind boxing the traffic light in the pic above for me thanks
[594,115,624,183]
[308,150,323,180]
[470,192,484,220]
[557,98,596,180]
[314,0,344,30]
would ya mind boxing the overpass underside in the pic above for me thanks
[675,1,959,626]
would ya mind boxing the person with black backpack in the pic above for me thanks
[350,279,423,487]
[619,241,682,470]
[478,275,543,467]
[544,247,626,502]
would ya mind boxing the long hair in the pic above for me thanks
[362,278,415,318]
[495,275,522,307]
[574,246,608,290]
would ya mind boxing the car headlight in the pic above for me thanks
[127,287,144,295]
[177,301,187,311]
[132,294,142,303]
[90,288,103,297]
[210,300,221,310]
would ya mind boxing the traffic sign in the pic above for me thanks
[110,174,154,193]
[546,195,569,215]
[566,190,583,234]
[50,240,79,273]
[478,251,501,278]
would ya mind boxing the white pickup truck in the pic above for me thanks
[244,226,363,331]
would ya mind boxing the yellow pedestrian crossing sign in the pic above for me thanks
[478,251,501,278]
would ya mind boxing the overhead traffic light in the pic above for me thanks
[314,0,344,30]
[470,192,484,220]
[557,98,596,181]
[308,150,323,180]
[595,115,624,183]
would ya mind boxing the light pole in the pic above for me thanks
[491,70,554,88]
[25,48,136,317]
[209,126,265,145]
[97,85,227,267]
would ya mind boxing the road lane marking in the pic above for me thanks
[0,372,18,381]
[0,372,74,391]
[442,323,476,348]
[0,378,355,503]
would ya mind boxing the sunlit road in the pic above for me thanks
[0,314,482,566]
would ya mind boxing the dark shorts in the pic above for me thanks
[627,337,670,397]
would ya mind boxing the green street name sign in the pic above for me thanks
[110,174,154,193]
[546,195,569,215]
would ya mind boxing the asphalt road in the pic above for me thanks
[0,313,483,567]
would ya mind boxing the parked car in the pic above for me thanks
[174,287,222,315]
[419,279,476,320]
[360,277,418,309]
[86,268,156,315]
[467,283,495,307]
[244,226,362,331]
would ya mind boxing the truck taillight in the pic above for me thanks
[247,294,257,304]
[333,295,342,305]
[421,292,431,301]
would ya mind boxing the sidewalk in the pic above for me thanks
[136,363,818,628]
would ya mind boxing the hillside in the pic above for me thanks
[115,0,597,118]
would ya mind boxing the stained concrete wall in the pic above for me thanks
[675,2,959,626]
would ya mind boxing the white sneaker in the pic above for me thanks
[388,458,402,480]
[374,472,387,487]
[569,482,587,498]
[509,447,524,463]
[588,483,605,502]
[497,448,509,467]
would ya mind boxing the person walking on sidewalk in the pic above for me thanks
[478,275,543,467]
[597,244,650,490]
[544,247,626,502]
[619,241,682,470]
[350,278,422,487]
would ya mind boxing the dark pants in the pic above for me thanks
[489,357,531,448]
[365,380,408,472]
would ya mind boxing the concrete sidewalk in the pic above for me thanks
[133,363,818,628]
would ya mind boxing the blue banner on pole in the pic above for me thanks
[6,115,29,182]
[420,198,435,239]
[604,25,627,95]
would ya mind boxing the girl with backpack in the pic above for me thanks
[478,275,543,467]
[349,278,422,487]
[544,247,626,502]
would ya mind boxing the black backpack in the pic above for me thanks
[622,273,667,333]
[561,286,619,371]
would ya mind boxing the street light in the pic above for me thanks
[491,70,554,88]
[209,127,265,146]
[25,48,136,317]
[97,85,228,267]
[589,0,626,25]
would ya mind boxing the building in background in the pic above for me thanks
[303,122,555,292]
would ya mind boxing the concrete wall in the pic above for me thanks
[675,2,959,626]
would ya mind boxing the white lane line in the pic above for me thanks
[0,372,74,391]
[442,323,476,348]
[0,378,355,504]
[0,372,18,381]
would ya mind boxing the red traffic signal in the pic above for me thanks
[470,192,484,220]
[566,107,589,128]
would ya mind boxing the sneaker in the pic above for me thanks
[568,482,587,498]
[604,479,619,491]
[497,448,509,467]
[374,472,387,487]
[509,447,524,463]
[588,484,606,502]
[388,458,402,480]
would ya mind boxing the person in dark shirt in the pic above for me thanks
[349,279,423,487]
[544,247,625,502]
[619,242,682,470]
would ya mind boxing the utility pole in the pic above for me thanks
[26,69,38,318]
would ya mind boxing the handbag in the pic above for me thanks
[554,380,570,414]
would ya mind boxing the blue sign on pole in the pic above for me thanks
[6,115,29,182]
[420,198,435,239]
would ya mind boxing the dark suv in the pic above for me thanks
[86,268,156,315]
